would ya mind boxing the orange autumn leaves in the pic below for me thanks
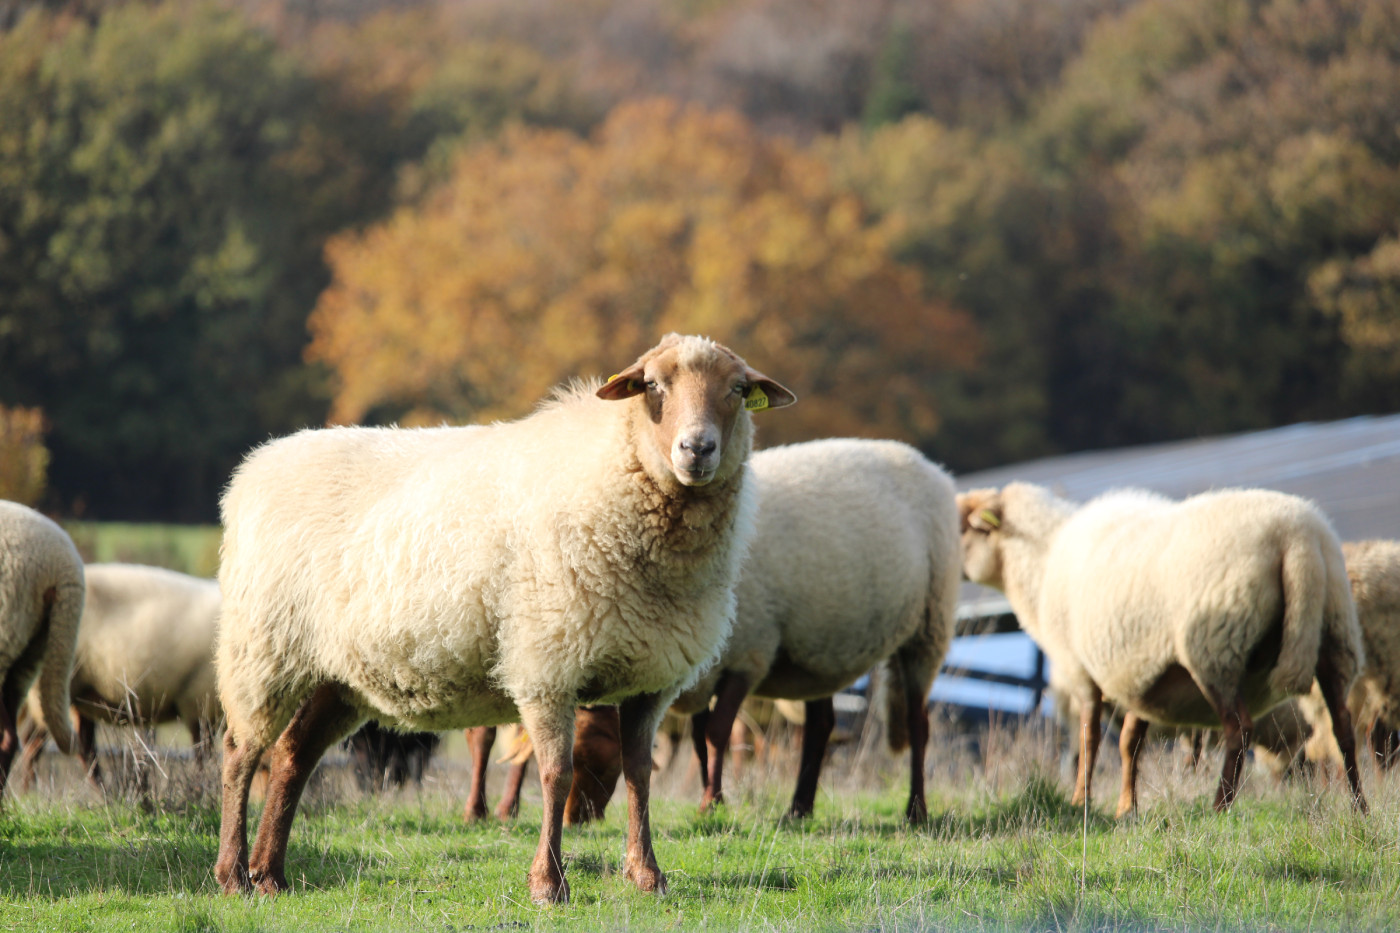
[307,98,977,448]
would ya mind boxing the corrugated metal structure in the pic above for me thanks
[937,414,1400,720]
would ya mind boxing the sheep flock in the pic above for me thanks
[5,332,1399,909]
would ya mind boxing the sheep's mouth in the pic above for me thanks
[677,467,716,486]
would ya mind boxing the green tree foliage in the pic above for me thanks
[0,3,384,520]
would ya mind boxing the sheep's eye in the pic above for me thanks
[732,383,748,397]
[645,380,659,391]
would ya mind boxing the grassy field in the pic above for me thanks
[4,716,1399,933]
[61,521,222,578]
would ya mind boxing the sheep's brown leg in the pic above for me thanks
[496,758,528,821]
[0,682,20,800]
[1210,692,1252,812]
[521,704,574,905]
[1070,687,1103,808]
[463,726,495,822]
[699,672,750,812]
[247,686,363,895]
[76,714,101,791]
[619,692,667,895]
[1115,712,1150,818]
[1188,730,1204,770]
[1317,648,1368,814]
[564,706,621,826]
[16,719,47,793]
[690,710,710,788]
[216,729,271,894]
[788,696,835,820]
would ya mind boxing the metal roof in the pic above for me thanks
[954,414,1400,541]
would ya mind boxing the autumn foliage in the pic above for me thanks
[0,405,49,507]
[308,98,977,447]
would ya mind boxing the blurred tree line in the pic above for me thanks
[1,0,1398,521]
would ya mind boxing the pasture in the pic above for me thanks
[5,714,1399,933]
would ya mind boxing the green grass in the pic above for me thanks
[61,522,222,577]
[4,726,1400,932]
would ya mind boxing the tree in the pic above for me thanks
[0,406,49,507]
[308,98,978,449]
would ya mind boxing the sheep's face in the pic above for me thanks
[598,334,795,488]
[957,488,1006,588]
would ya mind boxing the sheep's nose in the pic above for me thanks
[680,437,716,458]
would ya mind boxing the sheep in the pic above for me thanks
[0,500,83,795]
[344,722,441,792]
[958,482,1367,816]
[466,439,959,824]
[18,562,221,792]
[1290,540,1400,770]
[213,334,794,904]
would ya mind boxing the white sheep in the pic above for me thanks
[18,563,221,790]
[0,500,83,792]
[673,438,959,822]
[214,334,793,904]
[958,482,1367,816]
[1295,540,1400,769]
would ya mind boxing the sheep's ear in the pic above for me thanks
[597,364,647,401]
[958,490,1002,533]
[742,367,796,412]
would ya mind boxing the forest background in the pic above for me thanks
[2,0,1398,522]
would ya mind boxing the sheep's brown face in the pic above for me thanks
[957,489,1005,588]
[598,335,795,488]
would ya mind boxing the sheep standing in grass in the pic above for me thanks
[0,500,83,794]
[17,563,220,791]
[1295,540,1400,769]
[467,440,959,824]
[958,483,1367,816]
[214,334,793,904]
[675,439,959,822]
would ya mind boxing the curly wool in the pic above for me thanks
[0,500,84,754]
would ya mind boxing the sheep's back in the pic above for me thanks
[0,502,84,669]
[1343,539,1400,712]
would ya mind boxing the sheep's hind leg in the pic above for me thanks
[247,685,364,895]
[788,696,834,820]
[1317,647,1368,814]
[0,679,21,800]
[216,728,272,894]
[697,672,750,812]
[463,726,495,821]
[619,692,669,895]
[1207,691,1252,812]
[1114,712,1150,818]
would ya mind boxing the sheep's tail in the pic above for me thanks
[36,578,83,755]
[880,656,909,753]
[1270,538,1331,698]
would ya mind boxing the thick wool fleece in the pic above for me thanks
[28,563,221,731]
[217,367,758,746]
[673,438,960,751]
[980,484,1360,729]
[0,500,83,753]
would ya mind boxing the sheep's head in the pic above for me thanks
[957,488,1006,588]
[597,334,795,489]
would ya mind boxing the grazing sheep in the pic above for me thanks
[674,439,959,822]
[958,483,1367,816]
[18,563,221,791]
[1294,540,1400,770]
[469,440,959,824]
[344,722,441,792]
[214,334,793,904]
[0,500,83,794]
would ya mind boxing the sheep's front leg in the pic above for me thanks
[463,726,496,822]
[1114,712,1150,818]
[1208,691,1253,813]
[497,757,529,821]
[216,729,271,894]
[520,703,575,905]
[1317,646,1368,814]
[697,672,750,812]
[619,691,669,895]
[247,685,364,894]
[789,696,835,819]
[1070,686,1102,809]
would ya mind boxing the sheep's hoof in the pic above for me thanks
[1353,793,1370,816]
[215,860,251,895]
[623,857,667,895]
[462,802,489,823]
[783,804,814,821]
[249,867,290,896]
[904,798,928,825]
[1114,799,1135,820]
[528,872,570,906]
[698,791,724,813]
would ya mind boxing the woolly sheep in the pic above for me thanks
[958,483,1367,816]
[467,440,959,824]
[1295,540,1400,769]
[0,500,83,793]
[18,563,220,790]
[213,334,794,904]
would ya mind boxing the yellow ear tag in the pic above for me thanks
[607,373,622,383]
[744,386,769,411]
[979,509,1001,529]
